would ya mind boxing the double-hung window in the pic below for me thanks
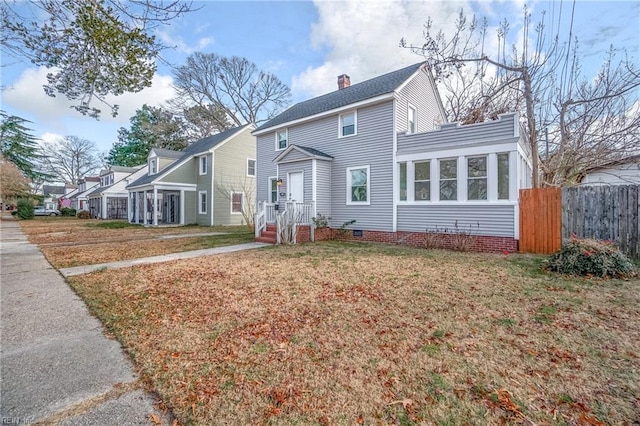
[199,156,207,175]
[276,130,288,150]
[407,104,417,134]
[439,159,457,201]
[231,193,243,213]
[414,161,431,200]
[340,112,356,137]
[247,159,256,177]
[347,165,369,204]
[198,191,207,214]
[467,156,488,200]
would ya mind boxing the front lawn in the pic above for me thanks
[18,218,254,268]
[67,242,639,425]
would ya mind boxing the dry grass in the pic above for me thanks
[66,242,640,425]
[18,218,253,268]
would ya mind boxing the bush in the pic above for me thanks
[60,207,77,217]
[77,210,91,219]
[547,237,637,278]
[15,199,34,220]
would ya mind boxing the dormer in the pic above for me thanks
[148,148,182,175]
[99,169,115,187]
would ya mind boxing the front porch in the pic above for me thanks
[254,201,315,244]
[129,189,186,226]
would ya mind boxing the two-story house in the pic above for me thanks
[87,165,146,219]
[126,124,256,226]
[254,62,532,252]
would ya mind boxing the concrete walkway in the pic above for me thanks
[59,241,269,277]
[0,218,267,424]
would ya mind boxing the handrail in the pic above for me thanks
[254,201,266,238]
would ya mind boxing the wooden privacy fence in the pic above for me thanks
[519,188,562,254]
[519,185,640,258]
[563,185,639,259]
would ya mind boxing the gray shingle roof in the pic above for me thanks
[255,62,425,132]
[43,185,65,195]
[127,124,251,189]
[151,148,183,159]
[293,145,333,159]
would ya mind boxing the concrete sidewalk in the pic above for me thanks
[59,241,270,277]
[0,217,174,425]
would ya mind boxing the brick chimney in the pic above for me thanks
[337,74,351,90]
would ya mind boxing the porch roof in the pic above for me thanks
[273,144,333,164]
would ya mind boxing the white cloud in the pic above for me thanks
[156,28,214,54]
[291,0,475,98]
[2,66,176,126]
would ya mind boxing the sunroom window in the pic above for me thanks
[439,159,457,201]
[414,161,431,201]
[497,153,510,200]
[467,156,487,200]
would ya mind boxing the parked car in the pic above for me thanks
[34,206,60,216]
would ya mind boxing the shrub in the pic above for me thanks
[77,210,91,219]
[15,199,34,220]
[60,207,77,217]
[547,237,637,278]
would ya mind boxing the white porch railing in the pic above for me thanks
[276,201,314,244]
[254,201,267,238]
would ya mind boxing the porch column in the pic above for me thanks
[135,192,139,224]
[127,193,132,222]
[180,190,185,225]
[153,188,158,226]
[143,190,148,225]
[102,195,107,219]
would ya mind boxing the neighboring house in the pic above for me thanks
[126,124,256,226]
[70,176,100,211]
[578,155,640,185]
[59,183,78,209]
[42,185,65,210]
[87,166,146,219]
[254,62,532,251]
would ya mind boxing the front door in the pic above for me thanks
[164,192,180,224]
[288,172,304,202]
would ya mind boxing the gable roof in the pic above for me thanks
[254,62,426,133]
[43,185,65,196]
[273,145,334,163]
[127,124,253,189]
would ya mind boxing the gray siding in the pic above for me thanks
[397,113,518,155]
[213,128,256,226]
[397,204,516,237]
[315,160,332,218]
[257,102,395,230]
[396,70,444,134]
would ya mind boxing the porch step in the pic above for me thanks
[256,236,277,244]
[265,224,277,232]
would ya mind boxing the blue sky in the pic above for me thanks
[1,0,638,155]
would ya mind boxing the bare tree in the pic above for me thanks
[1,0,194,118]
[401,5,639,187]
[39,136,101,184]
[171,53,291,126]
[215,178,256,231]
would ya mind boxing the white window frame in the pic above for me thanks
[198,191,207,214]
[407,103,417,134]
[268,176,279,204]
[247,158,256,177]
[276,129,288,151]
[230,192,243,214]
[199,156,207,175]
[439,158,458,201]
[414,160,431,201]
[339,111,357,138]
[467,155,488,201]
[346,165,370,205]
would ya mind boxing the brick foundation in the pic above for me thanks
[296,226,518,253]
